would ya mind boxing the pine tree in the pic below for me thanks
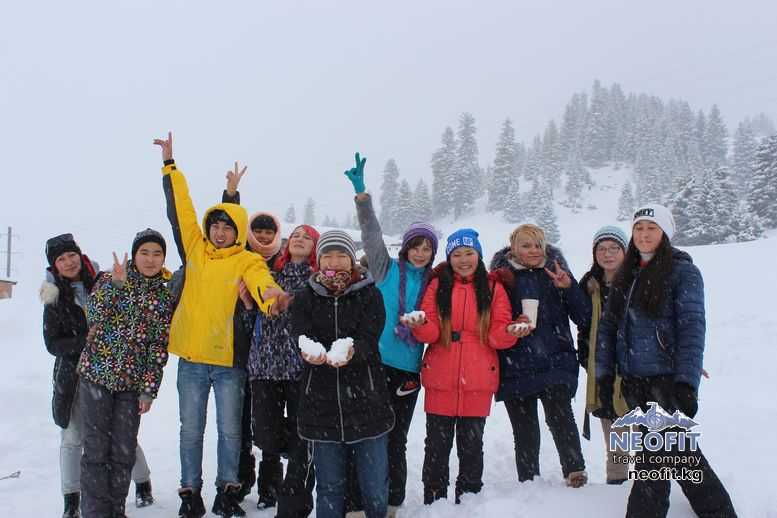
[745,134,777,228]
[431,127,457,218]
[322,215,339,228]
[729,122,758,198]
[453,112,480,219]
[413,179,433,222]
[583,79,610,166]
[284,203,296,224]
[503,176,523,223]
[542,119,561,169]
[668,168,703,245]
[488,118,519,212]
[563,159,586,212]
[534,183,560,244]
[392,179,414,233]
[704,104,728,167]
[617,181,635,221]
[379,159,401,234]
[608,83,629,163]
[558,92,588,163]
[303,197,316,225]
[744,112,775,136]
[702,166,737,243]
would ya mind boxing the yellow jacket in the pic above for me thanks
[162,163,281,367]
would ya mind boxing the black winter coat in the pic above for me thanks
[40,257,98,428]
[291,270,394,443]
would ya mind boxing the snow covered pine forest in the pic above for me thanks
[1,80,777,517]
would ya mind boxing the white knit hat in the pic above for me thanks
[632,203,676,240]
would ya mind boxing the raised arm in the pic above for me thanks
[223,161,247,204]
[155,132,204,265]
[345,153,392,283]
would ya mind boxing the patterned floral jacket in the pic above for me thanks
[77,263,173,401]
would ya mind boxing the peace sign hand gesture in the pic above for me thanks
[544,259,572,289]
[152,132,173,162]
[112,252,129,283]
[226,162,248,197]
[343,152,367,194]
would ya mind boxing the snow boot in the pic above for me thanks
[256,456,283,509]
[62,492,80,518]
[235,450,256,502]
[423,487,447,505]
[212,484,247,517]
[135,480,154,507]
[177,488,206,518]
[566,470,588,488]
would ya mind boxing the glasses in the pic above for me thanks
[46,233,75,251]
[595,246,622,256]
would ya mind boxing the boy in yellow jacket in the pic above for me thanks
[154,133,289,518]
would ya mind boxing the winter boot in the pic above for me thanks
[62,492,80,518]
[256,456,283,509]
[566,470,588,488]
[177,488,206,518]
[135,480,154,507]
[212,484,246,517]
[236,450,256,502]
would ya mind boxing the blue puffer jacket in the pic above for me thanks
[596,249,705,389]
[490,245,591,400]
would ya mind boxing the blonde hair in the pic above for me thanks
[509,224,547,254]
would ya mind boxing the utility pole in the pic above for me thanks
[6,226,10,278]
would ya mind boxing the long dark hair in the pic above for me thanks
[436,259,492,348]
[606,234,673,319]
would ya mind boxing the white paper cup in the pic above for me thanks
[521,298,539,328]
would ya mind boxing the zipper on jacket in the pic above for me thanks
[334,296,340,339]
[305,369,313,395]
[455,283,467,415]
[337,368,345,442]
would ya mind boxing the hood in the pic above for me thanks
[308,269,376,298]
[672,247,693,264]
[246,211,282,261]
[201,203,249,257]
[490,244,570,273]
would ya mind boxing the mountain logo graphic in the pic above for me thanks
[612,402,699,432]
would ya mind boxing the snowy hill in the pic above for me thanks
[1,166,774,517]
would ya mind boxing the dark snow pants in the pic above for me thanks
[344,365,420,510]
[422,413,486,504]
[78,378,140,518]
[622,376,737,518]
[503,383,586,481]
[251,378,314,517]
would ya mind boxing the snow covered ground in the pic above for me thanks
[1,166,774,517]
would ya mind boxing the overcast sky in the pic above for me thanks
[2,0,777,282]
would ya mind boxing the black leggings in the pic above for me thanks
[503,384,585,480]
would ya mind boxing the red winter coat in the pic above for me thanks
[412,267,516,417]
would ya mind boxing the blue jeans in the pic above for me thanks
[177,358,246,490]
[313,435,388,518]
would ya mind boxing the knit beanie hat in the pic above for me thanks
[246,212,282,261]
[316,229,357,266]
[445,228,483,259]
[592,225,628,251]
[45,233,82,267]
[206,209,238,233]
[401,221,439,259]
[131,228,167,260]
[632,203,676,241]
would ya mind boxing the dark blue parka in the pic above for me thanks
[490,245,591,400]
[595,249,705,390]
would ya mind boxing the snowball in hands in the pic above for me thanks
[401,310,426,325]
[509,322,530,333]
[298,335,326,357]
[327,338,353,363]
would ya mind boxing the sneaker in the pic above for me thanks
[62,492,80,518]
[135,480,154,507]
[566,470,588,488]
[212,484,246,517]
[178,488,206,518]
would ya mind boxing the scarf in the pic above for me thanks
[316,269,361,295]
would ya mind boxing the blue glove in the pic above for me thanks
[343,152,367,194]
